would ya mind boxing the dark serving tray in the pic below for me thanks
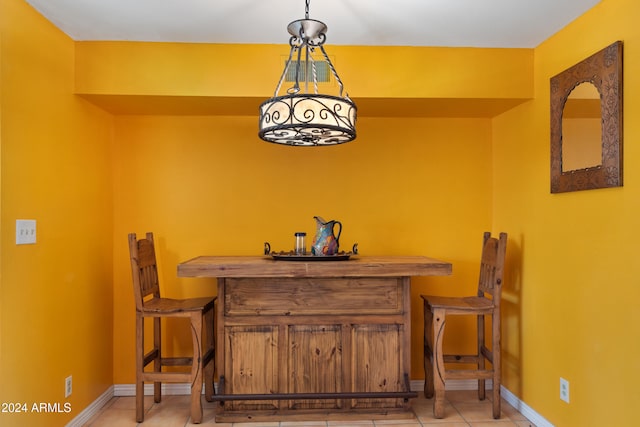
[264,243,358,261]
[269,252,353,261]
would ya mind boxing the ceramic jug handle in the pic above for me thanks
[333,221,342,246]
[264,242,271,255]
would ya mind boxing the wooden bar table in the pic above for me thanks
[178,255,451,423]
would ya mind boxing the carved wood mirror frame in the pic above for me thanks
[550,41,623,193]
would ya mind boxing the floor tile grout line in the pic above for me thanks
[83,393,537,427]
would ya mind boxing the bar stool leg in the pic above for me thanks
[432,308,446,419]
[203,306,215,402]
[423,301,435,399]
[189,313,204,424]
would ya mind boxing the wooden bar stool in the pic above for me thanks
[128,232,216,423]
[420,232,507,419]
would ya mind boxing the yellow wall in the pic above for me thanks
[111,115,494,383]
[74,42,533,100]
[1,1,523,420]
[493,0,640,425]
[5,0,640,425]
[74,38,534,388]
[0,0,114,425]
[86,40,533,388]
[72,41,533,120]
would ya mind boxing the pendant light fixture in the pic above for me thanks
[258,0,357,146]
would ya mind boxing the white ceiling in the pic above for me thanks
[25,0,600,48]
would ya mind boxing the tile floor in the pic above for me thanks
[84,390,537,427]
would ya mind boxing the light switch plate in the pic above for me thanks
[16,219,36,245]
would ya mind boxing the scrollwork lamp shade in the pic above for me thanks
[258,1,357,146]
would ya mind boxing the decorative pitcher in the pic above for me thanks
[311,216,342,256]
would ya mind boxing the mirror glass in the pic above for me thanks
[561,82,602,172]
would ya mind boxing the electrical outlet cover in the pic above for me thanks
[65,376,72,398]
[560,377,570,403]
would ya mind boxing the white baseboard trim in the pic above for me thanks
[64,383,206,426]
[410,379,554,427]
[501,386,554,427]
[72,381,552,426]
[409,378,492,392]
[114,382,200,396]
[65,386,114,427]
